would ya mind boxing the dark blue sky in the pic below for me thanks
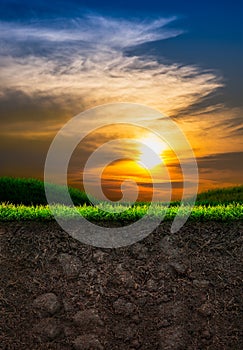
[1,0,242,108]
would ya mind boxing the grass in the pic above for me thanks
[0,176,90,206]
[196,186,243,205]
[0,202,242,222]
[0,177,242,222]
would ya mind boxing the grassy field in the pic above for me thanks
[0,177,242,222]
[0,176,90,206]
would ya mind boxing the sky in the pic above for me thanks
[0,0,242,201]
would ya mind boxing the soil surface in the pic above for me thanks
[0,221,242,349]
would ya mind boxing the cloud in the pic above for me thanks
[0,89,79,140]
[0,134,49,178]
[0,16,181,48]
[197,152,243,173]
[0,14,222,119]
[165,150,243,193]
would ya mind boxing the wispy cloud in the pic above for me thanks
[0,16,182,47]
[0,14,222,117]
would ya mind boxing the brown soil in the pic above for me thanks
[0,221,242,349]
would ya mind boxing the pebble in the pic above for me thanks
[0,228,6,236]
[73,309,103,329]
[58,253,82,279]
[160,319,171,327]
[169,262,187,275]
[146,278,158,291]
[73,334,104,350]
[132,314,140,324]
[160,294,171,303]
[115,266,134,288]
[93,251,107,263]
[198,303,213,317]
[33,293,61,316]
[88,268,97,277]
[193,279,210,288]
[132,243,148,260]
[201,329,212,339]
[131,339,140,348]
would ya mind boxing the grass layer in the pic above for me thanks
[0,203,242,222]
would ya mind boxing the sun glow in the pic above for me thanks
[137,134,167,169]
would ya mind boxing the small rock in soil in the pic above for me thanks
[193,279,210,288]
[131,339,140,348]
[115,266,135,288]
[73,334,104,350]
[169,262,187,275]
[34,318,62,341]
[160,319,171,328]
[0,228,6,236]
[160,294,171,303]
[73,309,103,329]
[113,298,136,316]
[58,253,82,279]
[33,293,61,316]
[88,268,97,277]
[146,278,158,291]
[93,251,107,263]
[132,243,148,260]
[159,236,179,258]
[201,329,213,339]
[131,314,140,324]
[198,303,213,317]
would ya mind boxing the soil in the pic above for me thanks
[0,221,242,349]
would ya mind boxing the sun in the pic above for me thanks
[137,134,167,169]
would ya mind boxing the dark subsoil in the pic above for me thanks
[0,221,242,349]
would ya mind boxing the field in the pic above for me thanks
[0,177,242,222]
[0,177,242,349]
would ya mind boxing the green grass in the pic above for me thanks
[196,186,243,205]
[0,203,242,222]
[0,177,242,222]
[0,176,90,206]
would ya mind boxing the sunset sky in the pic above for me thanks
[0,0,242,201]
